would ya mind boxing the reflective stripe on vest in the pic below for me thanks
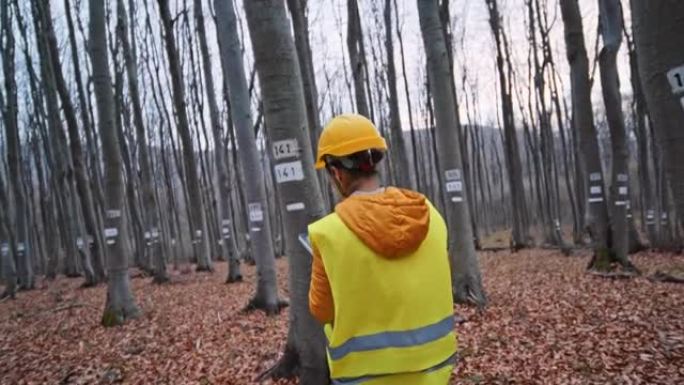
[331,353,457,385]
[328,316,454,360]
[309,202,456,380]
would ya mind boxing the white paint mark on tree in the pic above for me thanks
[286,202,306,211]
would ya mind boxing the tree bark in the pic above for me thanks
[418,0,486,307]
[631,0,684,235]
[117,0,167,283]
[214,0,280,308]
[36,0,104,286]
[347,0,370,117]
[244,0,329,382]
[485,0,531,249]
[89,0,140,326]
[383,0,412,189]
[194,0,242,283]
[157,0,213,271]
[559,0,613,256]
[596,0,634,269]
[1,1,26,294]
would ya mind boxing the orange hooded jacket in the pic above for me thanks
[308,187,430,324]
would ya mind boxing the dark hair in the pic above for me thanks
[324,149,384,178]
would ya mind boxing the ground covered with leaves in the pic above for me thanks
[1,250,682,384]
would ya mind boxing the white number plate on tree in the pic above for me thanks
[273,139,299,160]
[248,203,264,222]
[446,181,463,193]
[667,64,684,94]
[275,161,305,183]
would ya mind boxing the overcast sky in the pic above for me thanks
[40,0,634,140]
[300,0,633,129]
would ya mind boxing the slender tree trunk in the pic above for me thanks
[0,171,18,298]
[36,0,102,286]
[194,0,242,283]
[559,0,613,258]
[631,0,684,235]
[89,0,140,326]
[214,0,280,309]
[244,1,328,381]
[382,0,413,189]
[596,0,634,270]
[347,0,370,117]
[418,0,486,306]
[63,0,106,280]
[0,1,20,296]
[117,0,167,283]
[157,0,212,271]
[485,0,531,249]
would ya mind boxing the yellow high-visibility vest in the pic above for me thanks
[309,203,457,383]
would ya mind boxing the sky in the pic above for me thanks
[36,0,635,145]
[301,0,634,130]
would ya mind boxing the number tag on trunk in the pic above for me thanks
[273,139,299,160]
[667,64,684,94]
[275,161,305,183]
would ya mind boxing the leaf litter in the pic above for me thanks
[0,250,682,384]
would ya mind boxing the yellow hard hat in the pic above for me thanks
[315,114,387,169]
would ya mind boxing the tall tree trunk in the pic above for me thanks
[36,0,102,286]
[383,0,412,189]
[30,0,81,279]
[596,0,634,270]
[347,0,370,117]
[89,0,140,326]
[559,0,613,258]
[63,0,107,280]
[117,0,167,283]
[0,172,18,298]
[631,0,684,235]
[485,0,531,249]
[418,0,486,307]
[214,0,280,309]
[244,1,328,382]
[157,0,213,271]
[0,1,20,296]
[194,0,242,283]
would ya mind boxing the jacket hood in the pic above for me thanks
[335,187,430,258]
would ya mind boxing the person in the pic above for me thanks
[308,114,457,384]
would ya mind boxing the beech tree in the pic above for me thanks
[90,0,140,325]
[418,0,486,306]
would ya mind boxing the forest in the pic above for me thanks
[0,0,682,383]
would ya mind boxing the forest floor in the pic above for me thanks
[1,250,683,384]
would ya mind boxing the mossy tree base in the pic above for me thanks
[587,247,640,275]
[195,264,213,273]
[225,274,243,284]
[101,306,141,327]
[242,296,288,316]
[256,340,329,385]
